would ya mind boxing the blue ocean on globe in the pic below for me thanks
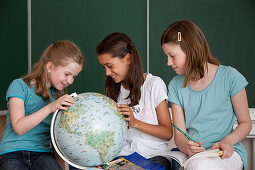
[51,92,128,168]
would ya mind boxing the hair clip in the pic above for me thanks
[178,32,181,41]
[126,43,133,50]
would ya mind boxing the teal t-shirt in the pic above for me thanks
[0,78,56,154]
[168,65,248,169]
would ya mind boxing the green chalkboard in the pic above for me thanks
[2,1,254,110]
[0,0,28,110]
[31,0,147,96]
[150,0,255,107]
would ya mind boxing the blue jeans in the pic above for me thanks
[0,150,63,170]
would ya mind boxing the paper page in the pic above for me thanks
[169,151,189,166]
[183,149,222,168]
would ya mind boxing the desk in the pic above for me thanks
[234,108,255,170]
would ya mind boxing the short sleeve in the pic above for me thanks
[227,67,248,97]
[151,77,168,108]
[6,79,27,102]
[168,76,182,106]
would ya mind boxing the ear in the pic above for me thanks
[124,54,131,64]
[46,62,54,73]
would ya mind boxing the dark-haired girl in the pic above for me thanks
[97,32,173,169]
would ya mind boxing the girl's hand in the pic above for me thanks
[211,139,234,159]
[118,104,137,127]
[186,141,205,157]
[49,94,74,113]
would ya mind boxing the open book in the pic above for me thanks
[102,152,165,170]
[169,149,189,167]
[169,149,223,168]
[102,157,144,170]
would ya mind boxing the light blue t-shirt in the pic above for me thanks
[168,65,248,169]
[0,78,56,155]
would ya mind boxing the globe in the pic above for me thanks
[50,92,128,169]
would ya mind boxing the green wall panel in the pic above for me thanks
[0,0,28,110]
[2,0,254,110]
[31,0,147,95]
[150,0,255,107]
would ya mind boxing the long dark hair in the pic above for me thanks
[96,32,144,106]
[161,20,219,87]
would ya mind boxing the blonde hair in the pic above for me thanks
[161,20,220,87]
[23,40,84,102]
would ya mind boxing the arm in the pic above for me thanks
[211,88,252,158]
[171,102,205,157]
[10,94,74,135]
[118,99,173,141]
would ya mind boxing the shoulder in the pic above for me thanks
[144,73,166,88]
[218,65,248,96]
[8,78,27,89]
[219,65,246,81]
[6,78,29,101]
[219,65,240,75]
[143,73,168,105]
[168,75,184,88]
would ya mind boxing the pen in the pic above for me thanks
[172,123,201,147]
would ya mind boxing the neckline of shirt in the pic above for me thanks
[187,65,221,93]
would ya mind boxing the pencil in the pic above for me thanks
[218,150,223,156]
[172,123,201,147]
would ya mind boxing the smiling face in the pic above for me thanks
[97,53,131,84]
[47,61,82,90]
[162,43,187,75]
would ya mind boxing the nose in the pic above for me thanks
[167,56,173,66]
[105,68,111,76]
[67,76,74,85]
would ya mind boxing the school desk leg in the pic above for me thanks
[253,139,255,170]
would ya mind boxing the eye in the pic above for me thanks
[170,54,175,58]
[65,72,71,76]
[107,65,113,69]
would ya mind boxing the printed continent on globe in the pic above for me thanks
[51,92,128,168]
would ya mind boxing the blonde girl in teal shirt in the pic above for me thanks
[0,40,84,170]
[161,20,252,170]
